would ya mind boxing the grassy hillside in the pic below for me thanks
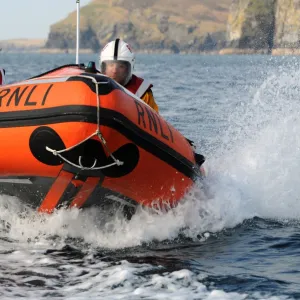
[46,0,232,53]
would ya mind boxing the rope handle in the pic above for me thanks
[45,75,124,171]
[46,146,123,170]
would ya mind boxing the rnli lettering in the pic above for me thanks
[166,122,174,143]
[41,84,53,105]
[0,84,53,108]
[145,106,158,134]
[6,86,29,106]
[0,89,10,106]
[155,113,169,141]
[24,85,37,106]
[134,100,174,143]
[135,100,146,128]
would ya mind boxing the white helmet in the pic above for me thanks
[99,38,135,85]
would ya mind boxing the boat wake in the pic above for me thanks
[0,67,300,251]
[209,66,300,221]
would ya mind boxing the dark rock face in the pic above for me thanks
[45,26,100,52]
[274,0,300,49]
[227,0,276,53]
[226,0,300,53]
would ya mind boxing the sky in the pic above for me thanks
[1,0,91,40]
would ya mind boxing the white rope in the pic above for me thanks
[46,131,96,154]
[45,75,124,170]
[79,156,97,169]
[46,148,122,170]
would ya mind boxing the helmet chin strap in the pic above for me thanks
[122,75,132,86]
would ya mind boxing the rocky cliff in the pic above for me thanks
[226,0,276,53]
[273,0,300,54]
[225,0,300,54]
[45,0,300,55]
[45,0,232,53]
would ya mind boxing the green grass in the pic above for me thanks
[55,0,232,34]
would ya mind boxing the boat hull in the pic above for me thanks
[0,65,201,214]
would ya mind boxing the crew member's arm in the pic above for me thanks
[141,90,159,113]
[0,68,5,86]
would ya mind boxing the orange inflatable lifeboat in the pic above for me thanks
[0,63,205,216]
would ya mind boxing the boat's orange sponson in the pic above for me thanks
[0,65,201,213]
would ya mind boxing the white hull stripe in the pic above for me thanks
[135,80,151,98]
[25,77,69,85]
[0,179,32,184]
[2,76,69,88]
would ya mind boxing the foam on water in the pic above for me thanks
[0,242,288,300]
[0,186,213,249]
[0,56,299,299]
[210,67,300,221]
[1,69,300,250]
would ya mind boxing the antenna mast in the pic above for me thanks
[76,0,80,64]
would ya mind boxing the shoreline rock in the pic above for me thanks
[272,48,300,55]
[1,46,300,56]
[219,48,270,55]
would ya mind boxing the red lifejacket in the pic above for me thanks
[125,74,153,98]
[0,69,5,85]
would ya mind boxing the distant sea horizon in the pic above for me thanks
[1,38,300,56]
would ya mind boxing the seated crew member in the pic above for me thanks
[0,68,5,86]
[99,40,205,173]
[99,38,159,112]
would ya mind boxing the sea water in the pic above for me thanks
[0,52,300,299]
